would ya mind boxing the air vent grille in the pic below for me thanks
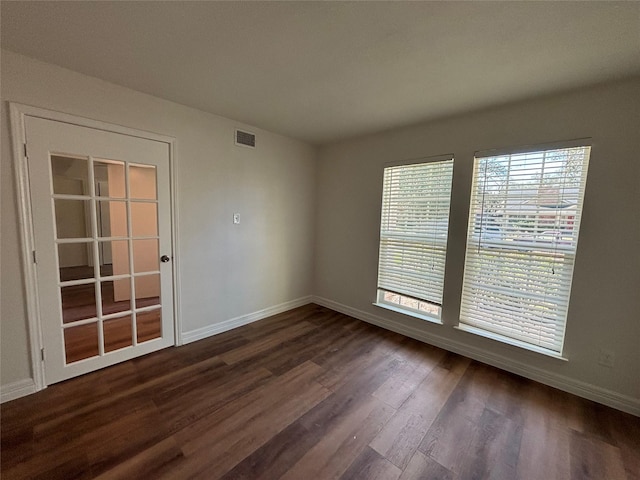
[235,129,256,148]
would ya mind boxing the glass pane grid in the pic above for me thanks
[52,155,162,364]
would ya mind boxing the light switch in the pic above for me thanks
[233,213,240,224]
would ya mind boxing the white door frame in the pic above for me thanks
[9,102,183,392]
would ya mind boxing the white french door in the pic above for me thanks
[26,116,175,385]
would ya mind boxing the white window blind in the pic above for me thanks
[377,158,454,318]
[459,144,590,354]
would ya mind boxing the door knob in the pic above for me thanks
[160,255,171,263]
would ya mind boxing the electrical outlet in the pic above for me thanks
[597,348,615,368]
[233,213,240,224]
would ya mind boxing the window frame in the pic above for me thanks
[374,154,455,323]
[458,139,591,358]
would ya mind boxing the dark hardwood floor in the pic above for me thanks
[2,304,638,479]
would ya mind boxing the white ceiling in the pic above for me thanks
[2,1,639,145]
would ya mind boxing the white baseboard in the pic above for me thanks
[312,296,640,417]
[181,295,314,345]
[1,378,37,404]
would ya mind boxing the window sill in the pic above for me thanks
[373,302,443,325]
[454,324,568,361]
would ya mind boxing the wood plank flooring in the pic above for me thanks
[2,304,639,479]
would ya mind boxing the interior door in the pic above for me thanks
[26,116,175,385]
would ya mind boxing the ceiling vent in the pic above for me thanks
[235,129,256,148]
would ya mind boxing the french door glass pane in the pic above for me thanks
[51,155,89,195]
[137,309,161,343]
[96,200,128,237]
[129,164,157,200]
[64,323,99,363]
[131,202,158,237]
[61,283,97,323]
[54,199,91,239]
[135,274,161,308]
[94,159,126,198]
[103,315,133,353]
[58,242,93,281]
[133,239,159,273]
[101,278,132,315]
[99,239,129,277]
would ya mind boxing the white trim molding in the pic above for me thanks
[182,296,314,344]
[1,379,37,404]
[169,139,183,346]
[313,296,640,417]
[9,102,46,391]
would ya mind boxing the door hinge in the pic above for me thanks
[41,348,45,361]
[23,143,28,158]
[32,250,37,264]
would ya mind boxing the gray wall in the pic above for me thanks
[1,50,317,386]
[315,79,640,402]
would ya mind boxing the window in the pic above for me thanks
[376,156,454,321]
[459,143,590,355]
